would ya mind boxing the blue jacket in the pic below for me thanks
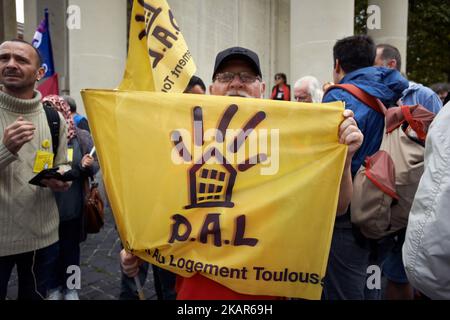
[402,82,442,114]
[323,66,409,175]
[73,113,86,126]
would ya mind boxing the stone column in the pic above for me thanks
[367,0,409,73]
[0,1,3,42]
[0,0,17,42]
[68,0,127,115]
[290,0,355,87]
[23,0,38,43]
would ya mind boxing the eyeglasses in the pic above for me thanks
[295,95,312,102]
[214,72,261,84]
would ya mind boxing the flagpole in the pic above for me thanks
[134,276,146,300]
[44,8,49,26]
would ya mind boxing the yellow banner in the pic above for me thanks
[119,0,196,92]
[82,90,347,299]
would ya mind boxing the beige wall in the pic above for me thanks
[291,0,355,88]
[68,0,127,115]
[169,0,284,98]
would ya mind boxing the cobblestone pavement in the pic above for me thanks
[6,176,158,300]
[78,206,157,300]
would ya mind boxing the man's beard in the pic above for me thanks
[225,90,253,98]
[0,75,35,93]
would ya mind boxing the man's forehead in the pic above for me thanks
[189,85,205,95]
[296,82,309,90]
[295,86,310,94]
[0,41,37,59]
[1,41,22,50]
[0,42,14,53]
[375,47,384,57]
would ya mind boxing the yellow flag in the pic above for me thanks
[82,90,347,299]
[119,0,196,92]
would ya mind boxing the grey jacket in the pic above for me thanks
[403,102,450,299]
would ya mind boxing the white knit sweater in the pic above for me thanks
[0,87,69,256]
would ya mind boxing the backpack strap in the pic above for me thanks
[401,106,427,141]
[43,105,60,159]
[326,84,386,116]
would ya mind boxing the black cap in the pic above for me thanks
[212,47,262,80]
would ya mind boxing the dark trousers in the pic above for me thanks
[322,226,394,300]
[49,218,81,291]
[152,264,177,300]
[0,242,59,300]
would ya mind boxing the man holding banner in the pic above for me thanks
[82,0,364,300]
[119,46,364,300]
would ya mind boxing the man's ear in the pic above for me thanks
[388,59,397,70]
[333,59,344,84]
[209,84,214,95]
[334,59,341,74]
[260,81,266,98]
[36,67,45,81]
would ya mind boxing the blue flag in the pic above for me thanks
[32,9,55,78]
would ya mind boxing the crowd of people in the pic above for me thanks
[0,34,449,301]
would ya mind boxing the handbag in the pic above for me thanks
[84,177,105,234]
